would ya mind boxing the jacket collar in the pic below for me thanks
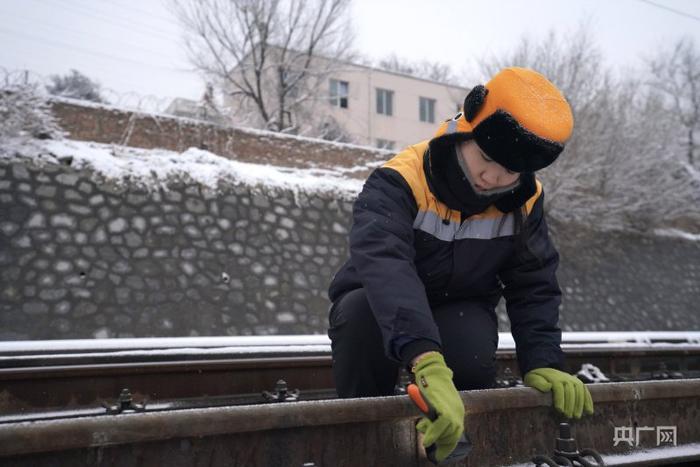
[423,140,537,216]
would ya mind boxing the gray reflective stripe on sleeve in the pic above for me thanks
[414,210,515,241]
[446,119,458,134]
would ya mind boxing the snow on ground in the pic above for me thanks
[0,137,365,200]
[0,346,333,364]
[505,443,700,467]
[0,335,333,353]
[1,332,699,354]
[653,228,700,241]
[683,161,700,183]
[601,443,700,466]
[3,343,700,364]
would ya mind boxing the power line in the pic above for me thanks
[636,0,700,23]
[107,0,183,29]
[0,27,186,72]
[43,0,179,43]
[53,0,181,37]
[7,14,183,62]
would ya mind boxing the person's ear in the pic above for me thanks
[463,85,488,122]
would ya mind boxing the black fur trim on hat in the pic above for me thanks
[463,85,488,122]
[494,172,537,213]
[474,110,564,172]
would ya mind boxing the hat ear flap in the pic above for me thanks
[463,85,488,122]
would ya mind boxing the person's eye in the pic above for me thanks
[480,153,492,162]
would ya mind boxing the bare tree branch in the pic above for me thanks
[647,36,700,166]
[376,53,463,86]
[478,24,699,232]
[171,0,354,134]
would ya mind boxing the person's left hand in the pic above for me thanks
[524,368,594,419]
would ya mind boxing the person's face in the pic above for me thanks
[457,140,520,191]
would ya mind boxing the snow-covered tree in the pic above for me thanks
[1,74,64,140]
[478,25,699,232]
[46,69,105,103]
[648,37,700,167]
[171,0,355,134]
[316,115,353,143]
[377,53,462,86]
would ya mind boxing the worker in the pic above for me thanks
[327,67,594,462]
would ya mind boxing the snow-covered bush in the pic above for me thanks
[0,82,64,140]
[46,69,105,103]
[480,26,700,232]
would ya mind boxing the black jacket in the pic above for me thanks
[328,139,564,376]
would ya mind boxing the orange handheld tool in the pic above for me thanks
[407,383,472,465]
[407,382,438,421]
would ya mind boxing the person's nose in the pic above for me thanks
[481,167,502,187]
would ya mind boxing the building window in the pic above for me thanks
[376,88,394,116]
[330,79,349,108]
[376,139,395,150]
[282,68,301,98]
[419,97,436,123]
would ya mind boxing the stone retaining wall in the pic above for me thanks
[1,148,699,340]
[0,155,353,340]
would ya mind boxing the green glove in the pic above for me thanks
[412,352,465,463]
[524,367,594,419]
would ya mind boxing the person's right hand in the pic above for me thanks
[412,352,465,463]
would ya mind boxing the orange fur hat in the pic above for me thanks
[433,67,574,172]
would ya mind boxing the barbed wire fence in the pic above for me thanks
[1,67,184,115]
[0,67,377,146]
[0,66,386,182]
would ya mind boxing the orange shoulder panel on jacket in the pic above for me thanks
[381,141,432,212]
[525,180,543,215]
[382,142,543,221]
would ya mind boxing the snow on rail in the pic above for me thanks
[1,332,699,356]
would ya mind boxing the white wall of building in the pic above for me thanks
[223,53,469,151]
[326,64,468,150]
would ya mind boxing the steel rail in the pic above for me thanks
[0,379,698,463]
[0,356,331,379]
[1,344,699,369]
[1,345,698,420]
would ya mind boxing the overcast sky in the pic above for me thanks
[2,0,700,109]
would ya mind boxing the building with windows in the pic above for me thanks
[326,65,468,150]
[222,48,469,151]
[164,85,223,124]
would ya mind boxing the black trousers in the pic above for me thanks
[328,287,498,398]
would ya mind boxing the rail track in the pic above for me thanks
[1,332,699,466]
